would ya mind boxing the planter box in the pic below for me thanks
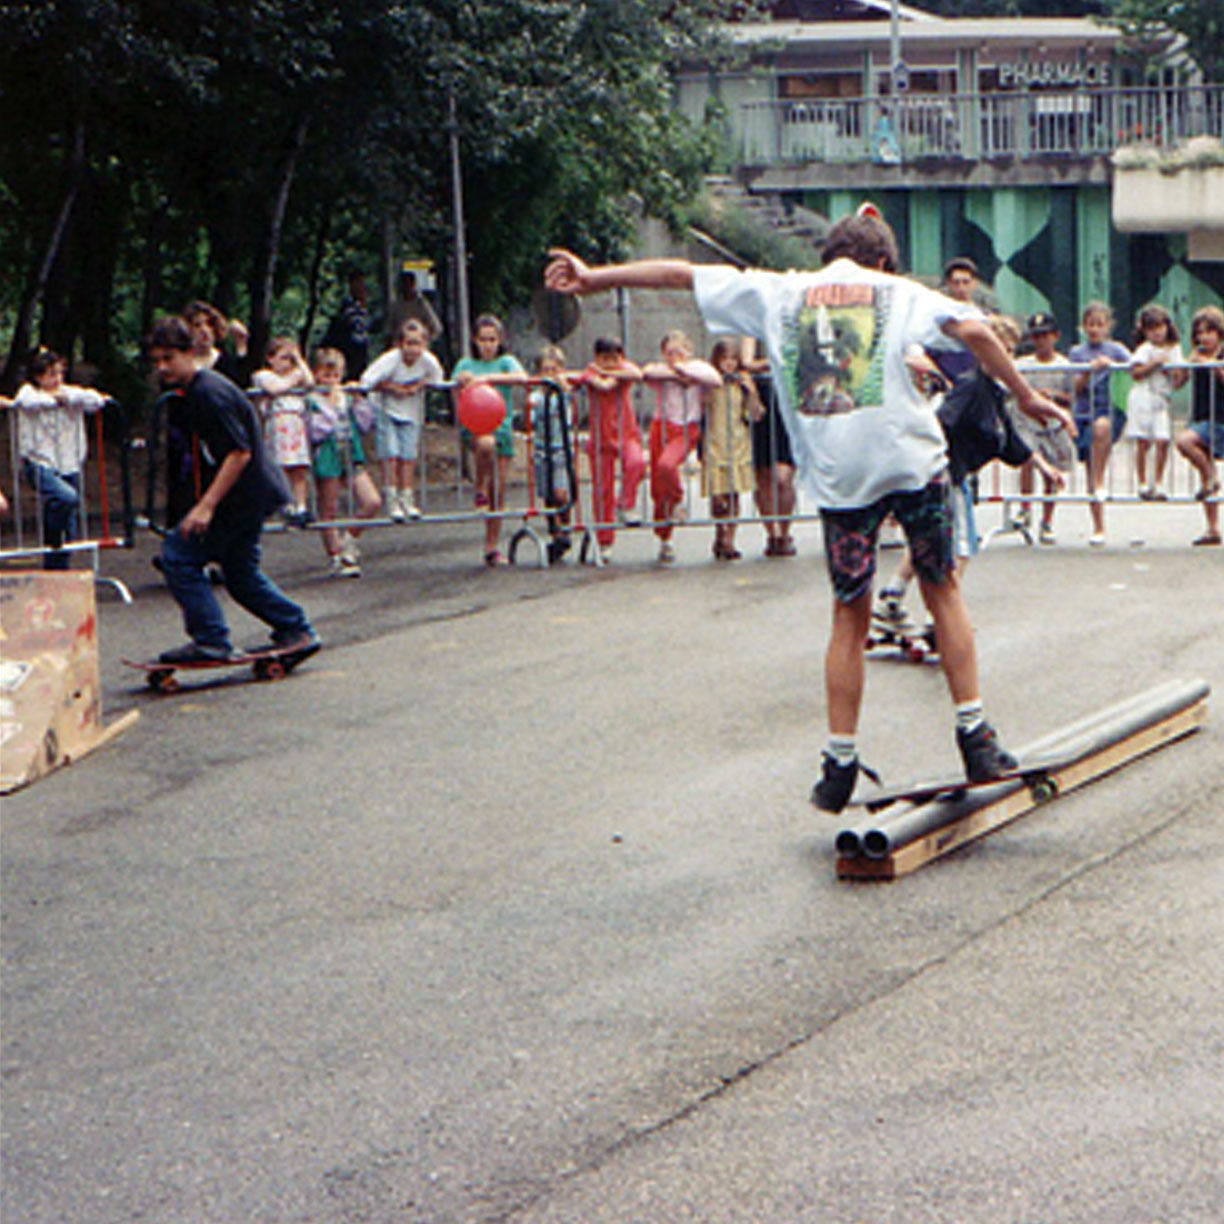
[1113,163,1224,232]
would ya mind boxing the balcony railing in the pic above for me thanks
[738,85,1224,166]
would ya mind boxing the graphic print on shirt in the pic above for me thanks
[782,282,890,418]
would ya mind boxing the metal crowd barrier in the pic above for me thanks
[134,356,1223,570]
[1,397,135,601]
[980,356,1222,547]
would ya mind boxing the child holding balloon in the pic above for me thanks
[453,314,526,566]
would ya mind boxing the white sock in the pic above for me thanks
[956,700,985,734]
[827,735,857,766]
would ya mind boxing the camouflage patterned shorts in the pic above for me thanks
[819,476,955,605]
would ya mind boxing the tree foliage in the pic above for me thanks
[0,0,762,391]
[1104,0,1224,82]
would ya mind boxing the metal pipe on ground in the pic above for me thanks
[837,678,1211,862]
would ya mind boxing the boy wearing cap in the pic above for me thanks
[1016,312,1074,543]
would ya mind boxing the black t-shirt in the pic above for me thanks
[1191,363,1222,424]
[168,367,289,528]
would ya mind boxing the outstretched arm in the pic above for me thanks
[946,317,1078,438]
[545,248,694,296]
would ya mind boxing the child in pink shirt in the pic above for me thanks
[642,330,721,564]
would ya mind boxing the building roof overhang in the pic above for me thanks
[721,17,1127,55]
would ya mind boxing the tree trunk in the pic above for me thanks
[299,203,332,353]
[2,116,86,391]
[249,111,311,361]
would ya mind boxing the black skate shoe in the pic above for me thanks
[957,720,1018,783]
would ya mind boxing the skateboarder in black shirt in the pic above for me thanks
[146,316,318,664]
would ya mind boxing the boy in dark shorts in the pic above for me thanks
[146,316,319,664]
[545,210,1070,811]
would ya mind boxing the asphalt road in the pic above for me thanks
[2,500,1222,1223]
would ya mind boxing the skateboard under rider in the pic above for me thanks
[123,641,320,693]
[845,746,1081,813]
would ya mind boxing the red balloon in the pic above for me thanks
[457,383,506,436]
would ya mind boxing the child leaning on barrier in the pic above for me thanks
[1175,304,1224,547]
[252,336,314,526]
[545,208,1072,812]
[1126,303,1186,501]
[642,329,722,565]
[1069,301,1130,547]
[452,314,527,567]
[1015,311,1074,545]
[14,347,107,569]
[572,335,646,564]
[361,318,444,523]
[702,337,761,562]
[527,345,576,564]
[306,347,381,578]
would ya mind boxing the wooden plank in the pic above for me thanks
[62,707,141,765]
[836,697,1208,881]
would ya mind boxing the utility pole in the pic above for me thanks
[448,81,471,360]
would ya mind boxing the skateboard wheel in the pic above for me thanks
[906,644,926,662]
[255,658,287,681]
[1030,778,1059,802]
[147,669,178,693]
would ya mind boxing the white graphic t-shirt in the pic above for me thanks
[693,259,977,509]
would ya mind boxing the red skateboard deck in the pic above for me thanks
[123,642,319,693]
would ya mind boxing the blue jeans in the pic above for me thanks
[160,520,313,653]
[23,461,80,570]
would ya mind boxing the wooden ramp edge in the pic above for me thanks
[1,571,139,795]
[836,693,1209,881]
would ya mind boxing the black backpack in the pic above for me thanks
[937,370,1031,483]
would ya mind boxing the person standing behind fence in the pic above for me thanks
[743,338,798,558]
[323,269,371,382]
[1175,304,1224,547]
[361,319,444,522]
[185,300,251,385]
[385,269,443,347]
[703,338,761,562]
[642,330,722,565]
[146,316,317,663]
[307,347,381,577]
[528,345,576,564]
[573,336,645,564]
[1126,304,1186,502]
[14,348,107,569]
[1015,312,1075,545]
[453,314,527,567]
[1069,301,1130,547]
[253,337,314,526]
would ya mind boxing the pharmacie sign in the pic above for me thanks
[997,60,1112,89]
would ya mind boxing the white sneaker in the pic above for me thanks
[598,545,614,565]
[658,541,676,564]
[1088,532,1106,548]
[619,507,642,527]
[386,488,406,522]
[399,490,422,520]
[340,531,360,566]
[329,554,360,578]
